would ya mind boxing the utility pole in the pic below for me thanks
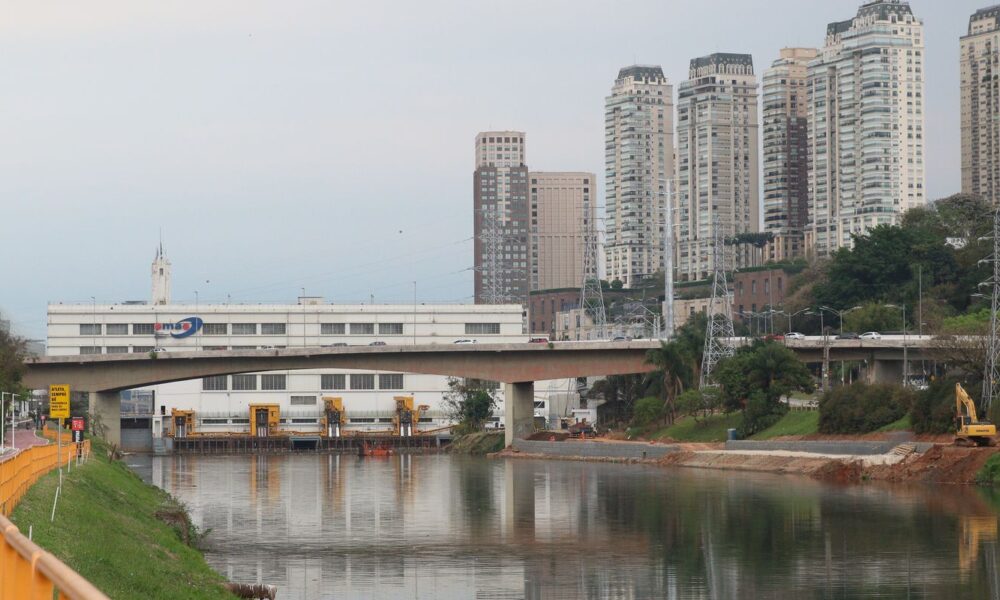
[663,178,675,338]
[580,205,607,340]
[984,208,1000,419]
[701,216,736,387]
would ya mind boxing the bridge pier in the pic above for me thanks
[88,391,121,447]
[504,382,534,447]
[865,359,903,385]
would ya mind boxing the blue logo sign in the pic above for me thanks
[154,317,203,339]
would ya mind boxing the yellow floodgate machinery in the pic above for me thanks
[322,396,346,438]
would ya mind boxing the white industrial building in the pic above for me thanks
[45,248,580,449]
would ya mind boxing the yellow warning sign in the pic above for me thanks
[49,384,70,419]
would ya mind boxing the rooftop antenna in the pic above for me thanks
[700,215,736,387]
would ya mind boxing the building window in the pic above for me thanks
[202,375,228,391]
[465,323,500,335]
[232,346,256,350]
[378,323,403,335]
[290,395,316,406]
[350,323,375,335]
[232,374,257,391]
[321,374,346,390]
[105,346,129,354]
[80,324,102,335]
[203,345,227,351]
[203,323,228,335]
[764,280,770,295]
[261,375,286,390]
[321,323,346,335]
[232,323,258,335]
[79,347,102,355]
[106,324,128,335]
[132,346,153,353]
[379,374,404,390]
[350,374,375,390]
[261,323,286,335]
[751,281,757,295]
[133,323,154,335]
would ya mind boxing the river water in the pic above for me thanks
[129,453,1000,599]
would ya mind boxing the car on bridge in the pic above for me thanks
[453,339,476,344]
[785,332,806,340]
[836,332,860,340]
[860,331,882,340]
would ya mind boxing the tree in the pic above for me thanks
[442,378,499,434]
[644,314,705,423]
[675,388,721,423]
[842,303,906,334]
[0,325,28,425]
[714,340,815,436]
[631,397,665,428]
[610,279,624,291]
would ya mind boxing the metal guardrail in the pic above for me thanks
[0,433,107,600]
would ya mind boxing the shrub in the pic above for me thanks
[911,377,965,435]
[976,454,1000,486]
[818,382,913,434]
[631,396,665,428]
[738,390,788,438]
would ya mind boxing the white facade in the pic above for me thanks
[806,0,926,257]
[151,244,171,306]
[46,301,552,435]
[961,6,1000,204]
[604,65,674,288]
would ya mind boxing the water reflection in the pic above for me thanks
[129,454,1000,599]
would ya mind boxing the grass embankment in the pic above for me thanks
[10,439,234,600]
[448,431,505,455]
[876,414,912,432]
[976,453,1000,486]
[651,410,821,443]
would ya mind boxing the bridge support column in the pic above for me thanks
[88,391,121,446]
[867,359,903,385]
[504,382,534,447]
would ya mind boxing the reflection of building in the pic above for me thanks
[962,6,1000,205]
[807,0,925,257]
[604,65,674,288]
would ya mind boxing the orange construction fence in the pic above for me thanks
[0,432,108,600]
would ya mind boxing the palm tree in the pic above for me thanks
[645,341,695,424]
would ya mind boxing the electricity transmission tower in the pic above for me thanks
[700,217,736,387]
[983,208,1000,418]
[479,205,507,304]
[579,213,607,340]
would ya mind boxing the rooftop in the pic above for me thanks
[616,65,665,82]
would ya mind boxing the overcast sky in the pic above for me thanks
[0,0,986,339]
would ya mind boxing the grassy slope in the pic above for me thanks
[751,411,820,440]
[449,431,505,455]
[10,442,233,600]
[650,413,743,442]
[876,414,912,432]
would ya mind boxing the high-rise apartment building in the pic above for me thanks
[604,65,674,288]
[529,172,596,291]
[676,53,760,281]
[806,0,925,257]
[962,6,1000,205]
[762,48,817,262]
[474,131,530,305]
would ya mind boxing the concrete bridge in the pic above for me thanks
[22,337,944,447]
[23,342,662,447]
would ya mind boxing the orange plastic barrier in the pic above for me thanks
[0,434,107,599]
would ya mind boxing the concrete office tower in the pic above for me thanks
[604,65,674,288]
[474,132,530,305]
[962,6,1000,205]
[763,48,817,262]
[529,172,597,291]
[151,243,171,305]
[676,53,760,281]
[807,0,925,257]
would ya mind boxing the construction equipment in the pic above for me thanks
[322,396,346,438]
[393,396,427,437]
[170,409,195,438]
[250,404,280,438]
[955,383,997,447]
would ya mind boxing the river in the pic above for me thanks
[129,453,1000,599]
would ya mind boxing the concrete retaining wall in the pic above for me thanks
[512,439,679,459]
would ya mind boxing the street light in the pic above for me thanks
[885,304,909,387]
[775,308,811,334]
[819,305,863,335]
[8,393,18,451]
[806,311,831,391]
[0,392,7,450]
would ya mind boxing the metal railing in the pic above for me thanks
[0,433,107,600]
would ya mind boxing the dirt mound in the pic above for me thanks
[526,431,570,442]
[867,445,1000,484]
[812,460,863,484]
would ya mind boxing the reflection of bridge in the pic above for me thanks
[22,337,945,446]
[23,342,658,446]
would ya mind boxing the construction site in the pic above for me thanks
[163,395,452,454]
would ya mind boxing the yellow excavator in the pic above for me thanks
[955,383,997,447]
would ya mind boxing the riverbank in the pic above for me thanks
[497,436,1000,485]
[448,431,505,455]
[9,439,235,600]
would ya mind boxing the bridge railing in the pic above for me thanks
[0,436,107,600]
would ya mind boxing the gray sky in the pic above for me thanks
[0,0,984,339]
